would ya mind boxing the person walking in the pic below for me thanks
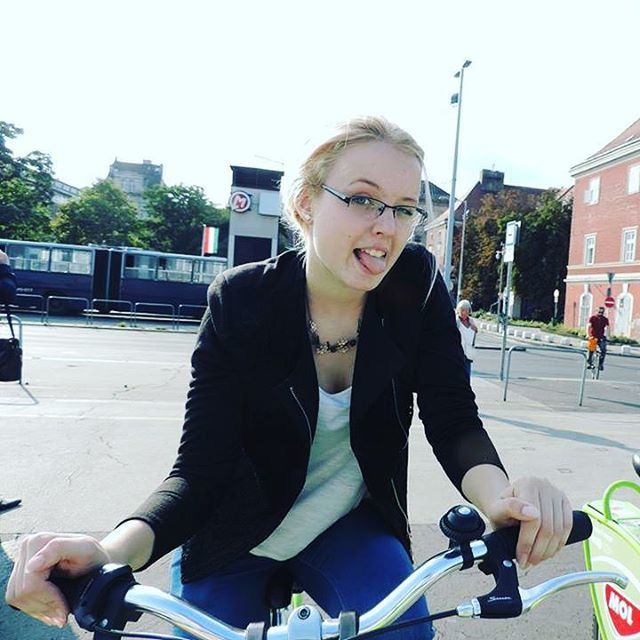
[6,117,573,638]
[455,299,478,379]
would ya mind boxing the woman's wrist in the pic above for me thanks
[101,520,155,570]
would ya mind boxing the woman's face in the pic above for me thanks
[458,307,470,320]
[304,140,422,296]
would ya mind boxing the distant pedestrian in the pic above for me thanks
[0,249,17,305]
[456,299,478,378]
[587,306,609,370]
[0,248,21,513]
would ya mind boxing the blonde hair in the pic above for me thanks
[284,116,428,238]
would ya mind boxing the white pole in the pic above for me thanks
[443,60,471,294]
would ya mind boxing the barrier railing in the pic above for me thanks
[45,296,91,324]
[502,344,589,406]
[13,294,46,322]
[176,304,206,330]
[132,302,175,328]
[88,299,134,326]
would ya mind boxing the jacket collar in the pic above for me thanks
[270,251,407,433]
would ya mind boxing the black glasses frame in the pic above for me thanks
[321,185,428,220]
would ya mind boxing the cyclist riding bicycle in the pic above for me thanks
[587,307,609,371]
[5,117,575,639]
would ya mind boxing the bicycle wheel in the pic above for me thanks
[594,350,601,380]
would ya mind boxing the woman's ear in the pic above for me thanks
[297,190,313,224]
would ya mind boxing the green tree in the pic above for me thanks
[0,121,53,240]
[52,180,142,246]
[512,191,572,321]
[458,189,572,321]
[143,184,229,255]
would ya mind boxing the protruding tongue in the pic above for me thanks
[356,249,387,275]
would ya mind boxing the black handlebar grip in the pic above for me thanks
[49,571,98,610]
[483,510,592,562]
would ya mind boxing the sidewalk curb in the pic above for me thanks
[478,321,640,359]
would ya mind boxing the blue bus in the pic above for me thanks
[0,238,227,316]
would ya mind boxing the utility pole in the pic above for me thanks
[443,60,472,292]
[499,221,521,380]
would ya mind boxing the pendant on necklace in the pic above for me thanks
[308,319,359,354]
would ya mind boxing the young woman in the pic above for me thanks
[456,299,478,378]
[6,117,572,638]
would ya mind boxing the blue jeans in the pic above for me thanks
[170,502,434,638]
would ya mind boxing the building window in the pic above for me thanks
[578,292,592,329]
[584,235,596,265]
[629,165,640,195]
[622,228,637,262]
[584,176,600,205]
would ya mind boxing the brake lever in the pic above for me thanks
[519,571,628,614]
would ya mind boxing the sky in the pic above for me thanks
[4,0,640,207]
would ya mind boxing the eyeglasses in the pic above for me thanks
[321,185,428,223]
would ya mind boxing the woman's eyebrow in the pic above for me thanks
[347,178,418,203]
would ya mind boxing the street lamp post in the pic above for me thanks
[443,59,472,294]
[456,201,468,304]
[495,243,504,324]
[553,288,560,325]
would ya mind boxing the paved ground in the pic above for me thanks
[0,322,638,639]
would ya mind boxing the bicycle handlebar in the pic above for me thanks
[50,510,628,640]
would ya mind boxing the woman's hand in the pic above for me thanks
[5,532,110,627]
[483,477,573,569]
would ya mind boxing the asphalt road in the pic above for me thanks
[474,330,640,413]
[0,323,638,639]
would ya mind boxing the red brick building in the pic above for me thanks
[565,118,640,338]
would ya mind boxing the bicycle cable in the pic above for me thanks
[89,609,459,640]
[343,608,458,640]
[87,625,186,640]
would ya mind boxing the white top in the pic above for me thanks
[251,386,365,561]
[457,317,477,361]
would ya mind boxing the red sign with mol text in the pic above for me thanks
[605,585,640,636]
[230,191,251,213]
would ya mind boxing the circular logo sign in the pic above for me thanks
[604,296,615,308]
[230,191,251,213]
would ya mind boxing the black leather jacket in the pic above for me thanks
[124,244,504,583]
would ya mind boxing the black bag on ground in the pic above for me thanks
[0,306,22,382]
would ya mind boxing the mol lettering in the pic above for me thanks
[605,585,640,636]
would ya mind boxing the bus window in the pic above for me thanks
[157,257,193,283]
[193,259,226,284]
[7,244,50,271]
[51,248,92,274]
[124,254,157,280]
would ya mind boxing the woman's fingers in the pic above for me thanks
[6,533,107,627]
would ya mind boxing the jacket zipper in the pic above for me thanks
[289,386,313,447]
[391,378,409,451]
[391,478,411,540]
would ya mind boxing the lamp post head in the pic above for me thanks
[553,288,560,301]
[463,60,472,68]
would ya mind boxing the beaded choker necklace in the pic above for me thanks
[308,318,361,355]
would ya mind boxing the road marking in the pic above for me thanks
[0,414,181,420]
[507,376,637,384]
[25,356,185,365]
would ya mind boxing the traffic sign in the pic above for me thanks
[604,296,615,308]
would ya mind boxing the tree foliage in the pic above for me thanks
[143,184,229,255]
[0,121,54,240]
[52,180,142,246]
[458,189,571,321]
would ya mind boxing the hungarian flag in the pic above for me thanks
[201,226,219,256]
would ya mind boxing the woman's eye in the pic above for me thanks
[350,195,376,208]
[395,206,416,218]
